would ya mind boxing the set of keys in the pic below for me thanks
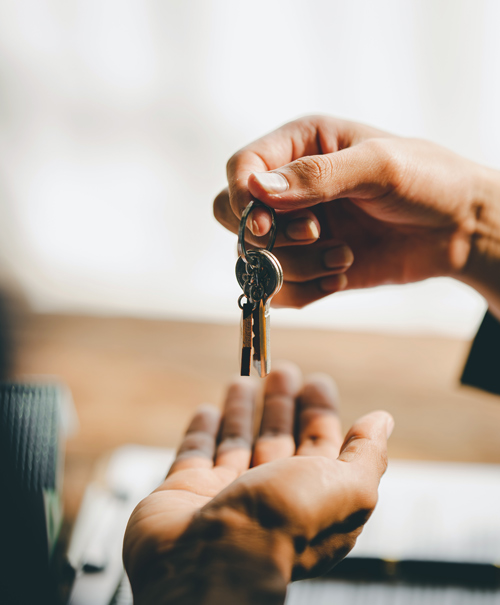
[236,200,283,377]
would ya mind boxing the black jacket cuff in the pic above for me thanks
[461,310,500,396]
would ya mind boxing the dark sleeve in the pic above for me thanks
[461,310,500,396]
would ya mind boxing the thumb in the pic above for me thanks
[248,140,392,210]
[338,410,394,480]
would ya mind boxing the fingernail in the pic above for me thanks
[251,219,261,236]
[286,219,320,241]
[386,415,395,438]
[323,246,354,269]
[319,273,348,293]
[252,171,289,194]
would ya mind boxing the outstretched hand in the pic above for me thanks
[124,363,394,605]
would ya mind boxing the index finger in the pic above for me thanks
[226,116,346,234]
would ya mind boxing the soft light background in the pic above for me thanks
[0,0,497,337]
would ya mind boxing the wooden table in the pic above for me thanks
[12,313,500,524]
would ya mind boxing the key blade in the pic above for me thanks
[260,300,271,377]
[253,300,270,378]
[252,303,262,377]
[240,302,253,376]
[253,303,262,362]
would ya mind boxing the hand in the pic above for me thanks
[214,115,500,312]
[123,363,394,605]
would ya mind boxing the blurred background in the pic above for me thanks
[2,4,500,601]
[0,0,498,337]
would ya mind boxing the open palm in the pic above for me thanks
[123,363,393,604]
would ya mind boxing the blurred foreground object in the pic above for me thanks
[0,291,14,381]
[67,446,175,605]
[0,382,74,605]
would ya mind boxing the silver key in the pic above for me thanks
[235,226,283,376]
[252,299,269,377]
[252,250,283,377]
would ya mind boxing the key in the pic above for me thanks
[252,250,283,377]
[235,200,283,377]
[240,298,253,376]
[236,249,283,376]
[252,299,268,377]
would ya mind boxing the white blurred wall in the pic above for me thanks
[0,0,497,336]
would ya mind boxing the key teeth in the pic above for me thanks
[252,300,270,378]
[252,323,261,362]
[240,302,253,376]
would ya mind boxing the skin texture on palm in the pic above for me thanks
[123,364,393,605]
[213,115,500,314]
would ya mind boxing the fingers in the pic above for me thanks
[247,138,396,212]
[338,411,394,481]
[214,188,321,247]
[252,362,302,466]
[225,116,384,233]
[274,242,353,282]
[168,404,221,475]
[225,118,324,233]
[295,374,343,459]
[272,274,348,309]
[221,116,391,238]
[215,378,258,473]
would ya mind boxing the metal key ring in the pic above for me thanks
[238,293,256,311]
[237,200,278,263]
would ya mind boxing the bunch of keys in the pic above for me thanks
[236,200,283,377]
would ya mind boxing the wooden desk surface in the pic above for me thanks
[12,313,500,523]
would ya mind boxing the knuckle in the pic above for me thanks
[226,151,240,175]
[362,137,392,162]
[212,191,225,221]
[178,432,211,453]
[226,379,255,400]
[363,138,407,191]
[294,154,334,185]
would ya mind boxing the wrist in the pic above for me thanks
[458,165,500,318]
[132,507,291,605]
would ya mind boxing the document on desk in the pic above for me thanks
[351,459,500,564]
[67,451,500,605]
[286,580,500,605]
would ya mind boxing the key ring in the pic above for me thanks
[238,293,256,311]
[237,200,278,263]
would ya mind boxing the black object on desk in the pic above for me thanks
[0,383,67,605]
